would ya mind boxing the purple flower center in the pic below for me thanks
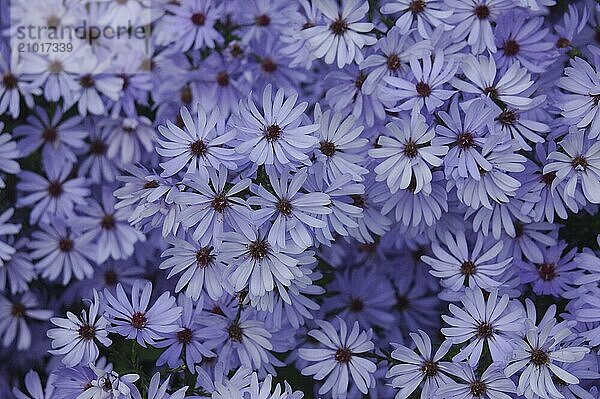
[474,5,490,19]
[403,140,419,158]
[48,180,63,197]
[48,61,64,74]
[536,262,556,281]
[395,294,410,311]
[421,360,438,377]
[409,0,426,14]
[415,81,431,97]
[349,298,364,312]
[261,58,278,73]
[255,14,270,26]
[540,171,556,186]
[144,180,159,189]
[457,132,474,149]
[42,127,58,142]
[190,140,208,156]
[191,13,205,26]
[320,141,336,157]
[180,86,193,104]
[228,323,243,342]
[101,214,116,230]
[79,74,95,88]
[330,19,348,36]
[460,260,477,276]
[248,239,270,260]
[476,322,494,338]
[11,302,25,318]
[571,155,588,170]
[211,193,228,213]
[483,86,498,100]
[470,381,487,397]
[59,238,73,252]
[498,110,518,126]
[90,139,107,155]
[351,194,366,208]
[276,199,293,216]
[387,54,401,71]
[556,37,571,49]
[177,327,193,344]
[355,73,367,90]
[216,72,229,87]
[78,324,95,340]
[2,73,17,89]
[196,247,214,268]
[503,39,520,56]
[131,312,148,329]
[335,347,352,363]
[264,124,282,141]
[104,270,118,286]
[530,348,549,366]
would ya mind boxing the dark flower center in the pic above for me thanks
[349,298,364,312]
[541,171,556,186]
[355,73,367,90]
[190,140,208,156]
[180,86,192,104]
[483,86,498,99]
[264,124,282,141]
[90,139,107,155]
[593,94,600,106]
[499,109,518,126]
[503,39,520,56]
[78,324,96,340]
[48,61,64,74]
[330,19,348,36]
[530,348,549,366]
[556,37,571,49]
[79,74,95,88]
[276,199,293,216]
[409,0,426,13]
[131,312,147,329]
[2,73,18,89]
[48,180,63,197]
[195,247,214,268]
[104,270,118,286]
[261,58,277,73]
[177,327,193,344]
[421,360,438,377]
[415,81,431,97]
[101,214,116,230]
[255,14,270,26]
[335,347,352,363]
[230,43,244,58]
[571,155,588,170]
[477,322,494,338]
[470,381,487,397]
[42,127,58,142]
[536,262,556,281]
[59,238,73,252]
[457,132,474,149]
[395,294,410,311]
[102,378,113,391]
[248,239,269,260]
[461,260,477,276]
[474,5,490,19]
[320,141,336,157]
[387,54,401,71]
[211,193,228,213]
[228,323,243,342]
[216,72,229,86]
[514,221,524,237]
[11,302,26,318]
[191,12,205,26]
[144,180,159,189]
[403,140,419,158]
[351,194,365,208]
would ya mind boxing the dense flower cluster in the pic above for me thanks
[1,0,600,398]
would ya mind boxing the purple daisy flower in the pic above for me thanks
[298,318,376,397]
[103,281,182,347]
[157,105,239,178]
[248,167,331,249]
[234,84,318,168]
[380,0,454,37]
[0,291,52,350]
[381,51,457,113]
[161,0,224,51]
